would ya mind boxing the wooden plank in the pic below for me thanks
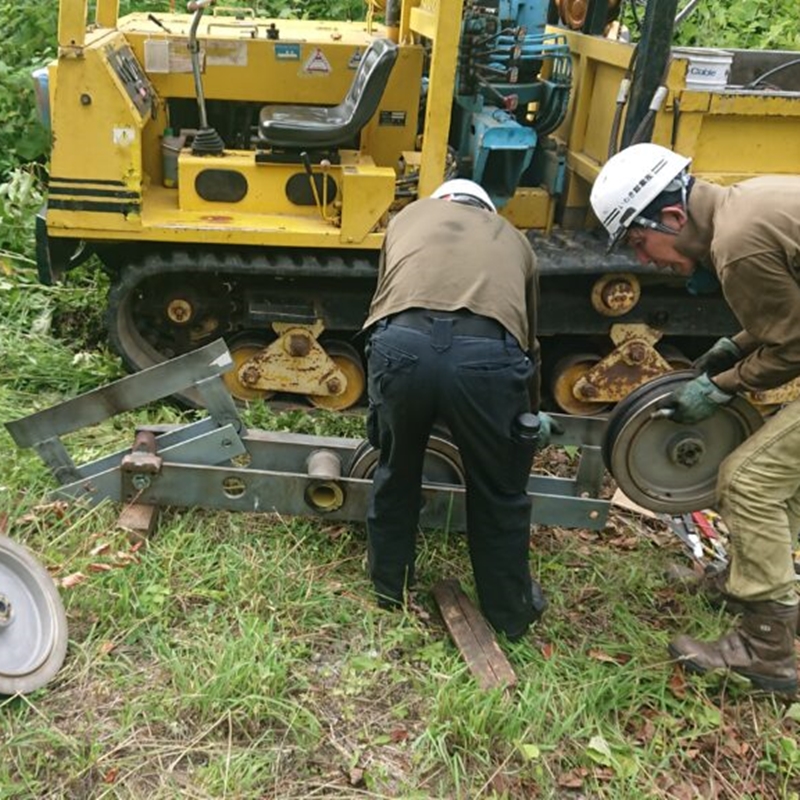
[117,503,160,545]
[432,579,517,690]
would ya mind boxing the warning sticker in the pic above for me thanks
[113,126,136,147]
[275,43,301,61]
[206,40,248,67]
[303,48,332,75]
[144,39,204,74]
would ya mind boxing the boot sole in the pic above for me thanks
[668,644,798,695]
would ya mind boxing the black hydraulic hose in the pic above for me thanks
[629,51,673,145]
[608,44,638,158]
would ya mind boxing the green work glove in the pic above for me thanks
[536,412,564,448]
[692,336,741,376]
[661,373,734,424]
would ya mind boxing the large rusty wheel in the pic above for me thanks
[307,341,366,411]
[551,353,612,416]
[222,336,275,404]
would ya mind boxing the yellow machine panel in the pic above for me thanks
[37,0,800,413]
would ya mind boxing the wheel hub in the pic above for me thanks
[602,371,763,513]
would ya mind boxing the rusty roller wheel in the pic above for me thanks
[222,336,275,404]
[551,353,612,416]
[348,433,465,486]
[308,341,366,411]
[557,0,620,29]
[602,370,763,513]
[0,536,68,695]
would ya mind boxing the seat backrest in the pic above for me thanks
[338,38,398,132]
[258,38,398,149]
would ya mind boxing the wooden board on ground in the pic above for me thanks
[432,578,517,691]
[611,487,658,519]
[117,503,159,544]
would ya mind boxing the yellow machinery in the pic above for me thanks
[35,0,800,412]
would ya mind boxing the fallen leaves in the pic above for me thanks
[588,648,632,666]
[668,665,689,699]
[16,500,70,526]
[55,538,142,588]
[59,572,88,589]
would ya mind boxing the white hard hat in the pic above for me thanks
[590,144,692,250]
[430,178,497,212]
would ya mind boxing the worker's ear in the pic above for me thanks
[659,204,687,232]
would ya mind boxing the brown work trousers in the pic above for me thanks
[718,397,800,605]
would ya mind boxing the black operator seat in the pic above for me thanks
[258,38,399,150]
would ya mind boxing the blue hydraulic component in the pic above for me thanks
[469,105,536,206]
[450,0,572,209]
[32,67,51,131]
[497,0,549,33]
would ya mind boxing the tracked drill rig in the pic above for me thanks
[34,0,800,412]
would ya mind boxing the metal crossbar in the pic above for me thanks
[5,340,611,532]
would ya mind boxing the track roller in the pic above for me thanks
[307,341,366,411]
[223,336,276,403]
[550,353,612,416]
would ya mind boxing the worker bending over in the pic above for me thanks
[361,179,558,640]
[591,143,800,694]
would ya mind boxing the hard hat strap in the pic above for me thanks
[445,193,494,212]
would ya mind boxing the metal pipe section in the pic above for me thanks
[188,1,211,130]
[305,449,345,512]
[621,0,679,148]
[385,0,400,42]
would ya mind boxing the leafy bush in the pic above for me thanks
[0,2,56,176]
[674,0,800,50]
[676,0,800,50]
[0,165,43,263]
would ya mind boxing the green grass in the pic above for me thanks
[2,185,800,798]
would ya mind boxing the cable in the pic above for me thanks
[745,57,800,89]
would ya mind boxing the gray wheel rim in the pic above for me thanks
[0,537,68,695]
[605,373,763,513]
[348,435,465,486]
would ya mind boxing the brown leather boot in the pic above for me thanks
[665,564,800,636]
[668,601,798,694]
[664,563,745,614]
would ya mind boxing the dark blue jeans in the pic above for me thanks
[366,315,545,638]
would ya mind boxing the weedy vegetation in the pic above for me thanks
[2,0,800,797]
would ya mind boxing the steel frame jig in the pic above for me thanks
[6,340,610,532]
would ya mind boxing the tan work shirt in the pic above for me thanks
[363,198,539,358]
[675,178,800,394]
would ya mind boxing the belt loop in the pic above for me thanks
[431,317,454,352]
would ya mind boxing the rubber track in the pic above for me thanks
[106,246,379,406]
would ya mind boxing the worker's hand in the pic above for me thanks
[657,373,734,424]
[692,336,741,376]
[535,412,564,448]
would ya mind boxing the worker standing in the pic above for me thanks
[591,143,800,694]
[361,179,559,640]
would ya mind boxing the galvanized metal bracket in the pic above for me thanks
[5,339,612,532]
